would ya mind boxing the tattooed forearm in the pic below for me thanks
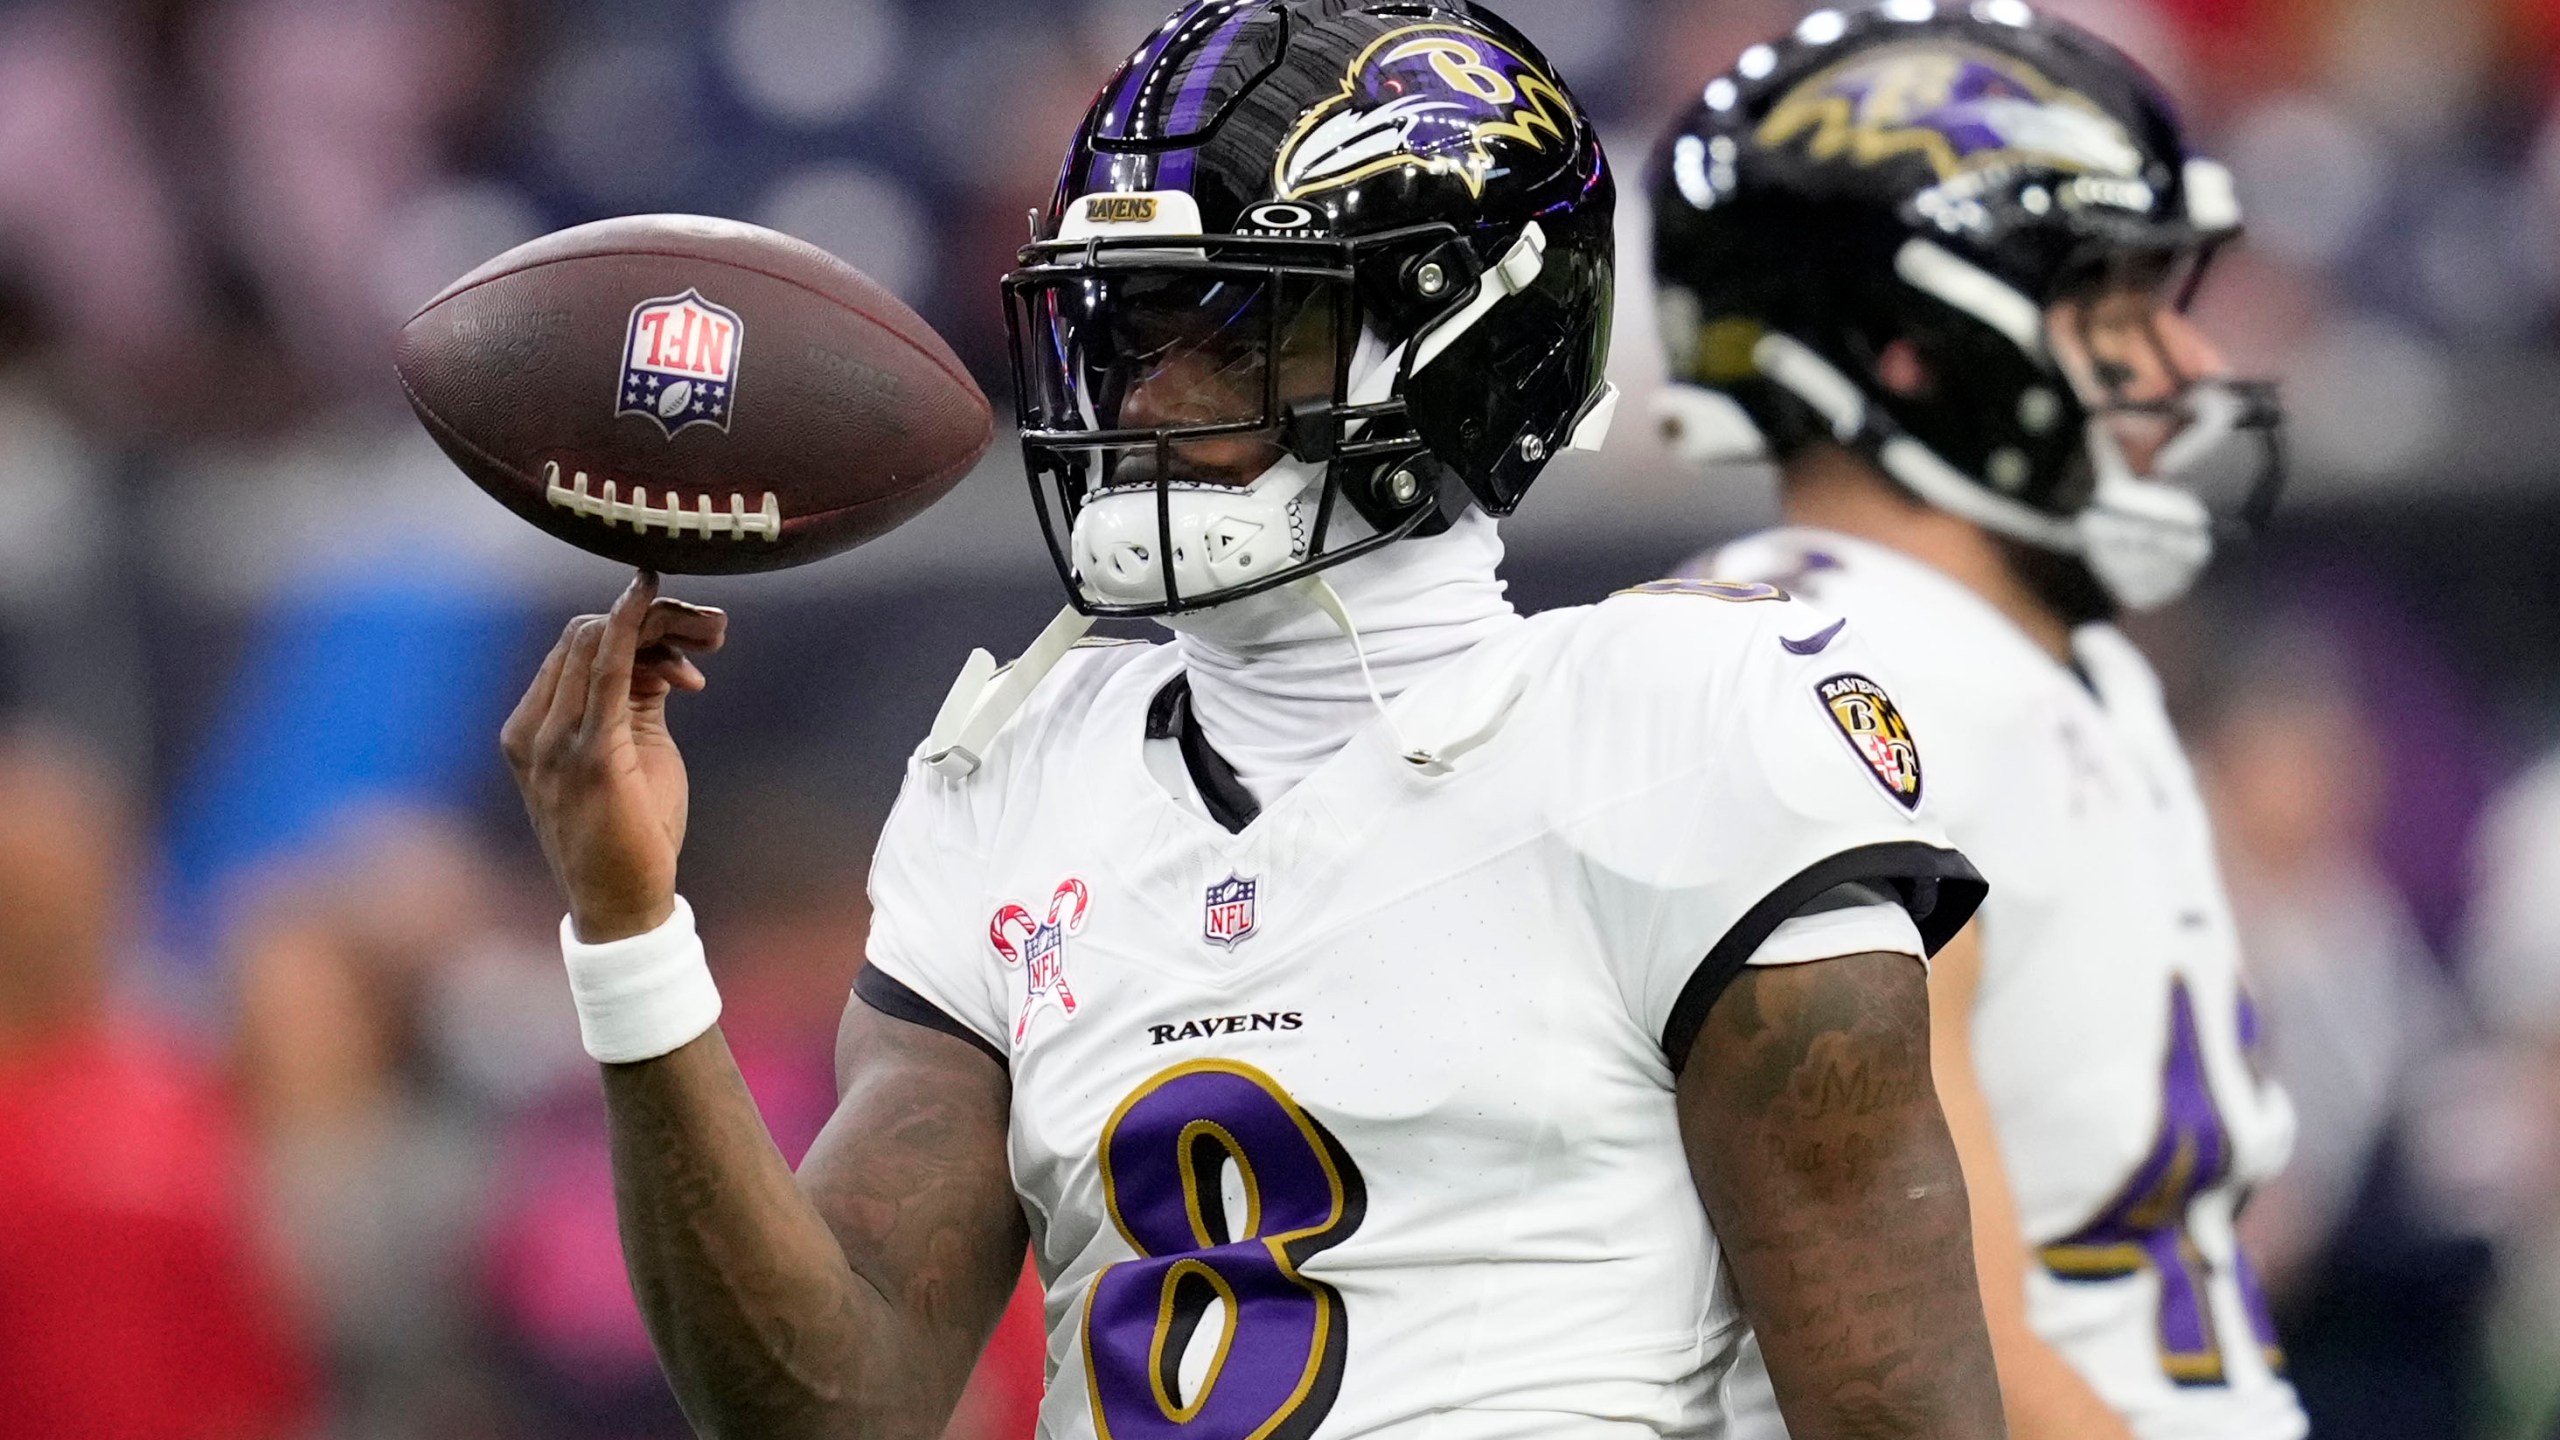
[1679,953,2007,1440]
[601,1005,1025,1440]
[608,1034,870,1433]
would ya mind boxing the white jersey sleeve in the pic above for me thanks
[860,756,1011,1056]
[859,641,1162,1062]
[1548,586,1984,1062]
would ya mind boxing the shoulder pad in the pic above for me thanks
[1614,577,1793,604]
[926,611,1149,779]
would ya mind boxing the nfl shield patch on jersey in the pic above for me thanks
[1817,673,1923,810]
[990,878,1089,1041]
[1203,874,1259,950]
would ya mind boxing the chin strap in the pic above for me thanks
[927,582,1528,784]
[1297,574,1524,777]
[923,606,1096,779]
[1298,575,1435,770]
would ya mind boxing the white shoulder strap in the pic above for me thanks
[923,606,1096,779]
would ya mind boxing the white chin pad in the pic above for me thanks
[2077,471,2214,612]
[1071,458,1320,608]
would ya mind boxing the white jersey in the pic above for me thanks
[1699,530,2305,1440]
[864,586,1979,1440]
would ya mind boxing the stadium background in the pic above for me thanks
[1,0,2556,1436]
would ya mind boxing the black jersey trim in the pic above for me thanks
[854,965,1008,1069]
[1146,675,1262,835]
[1662,842,1987,1073]
[1793,878,1900,914]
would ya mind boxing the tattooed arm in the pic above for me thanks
[501,576,1027,1440]
[605,1001,1027,1440]
[1678,952,2007,1440]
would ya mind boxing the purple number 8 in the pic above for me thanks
[1081,1060,1367,1440]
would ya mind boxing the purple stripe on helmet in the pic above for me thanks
[1082,2,1261,200]
[1098,5,1194,140]
[1150,3,1255,194]
[1165,2,1257,136]
[1077,151,1159,196]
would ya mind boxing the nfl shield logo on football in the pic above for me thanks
[618,289,744,436]
[1203,874,1258,950]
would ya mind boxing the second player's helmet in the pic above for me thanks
[1650,2,2282,613]
[1006,0,1615,617]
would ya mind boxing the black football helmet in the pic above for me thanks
[1004,0,1616,618]
[1649,1,2282,614]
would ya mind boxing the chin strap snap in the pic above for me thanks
[1411,222,1548,377]
[923,606,1096,778]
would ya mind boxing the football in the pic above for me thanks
[396,214,993,575]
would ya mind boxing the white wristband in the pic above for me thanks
[559,896,723,1064]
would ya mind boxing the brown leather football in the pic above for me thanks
[396,214,993,575]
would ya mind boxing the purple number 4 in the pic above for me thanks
[2038,978,2285,1386]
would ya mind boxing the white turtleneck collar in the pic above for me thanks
[1158,509,1519,809]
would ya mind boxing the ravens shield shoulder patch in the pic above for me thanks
[1817,673,1923,810]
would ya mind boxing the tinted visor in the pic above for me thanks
[999,229,1440,619]
[1014,270,1342,450]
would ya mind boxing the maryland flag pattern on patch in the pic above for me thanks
[1817,673,1923,811]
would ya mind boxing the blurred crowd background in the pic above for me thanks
[1,0,2557,1436]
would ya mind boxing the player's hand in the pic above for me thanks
[502,571,728,943]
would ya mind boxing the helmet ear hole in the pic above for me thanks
[1358,237,1488,339]
[1404,240,1482,307]
[1401,214,1614,514]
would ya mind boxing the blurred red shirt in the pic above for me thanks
[0,1025,313,1440]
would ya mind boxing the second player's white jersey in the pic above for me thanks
[1701,529,2305,1440]
[865,586,1979,1440]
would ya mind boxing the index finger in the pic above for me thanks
[581,570,660,733]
